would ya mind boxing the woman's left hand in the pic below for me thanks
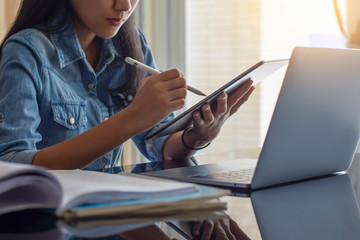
[185,79,255,147]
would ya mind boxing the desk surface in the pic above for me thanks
[1,155,359,240]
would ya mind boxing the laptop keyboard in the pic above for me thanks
[191,168,255,182]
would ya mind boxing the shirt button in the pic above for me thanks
[87,83,95,90]
[127,95,133,101]
[104,117,109,121]
[0,114,3,120]
[103,163,110,168]
[69,117,75,125]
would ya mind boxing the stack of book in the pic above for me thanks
[0,161,229,237]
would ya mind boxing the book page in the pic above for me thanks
[50,170,199,215]
[0,175,62,214]
[0,161,48,181]
[0,162,62,214]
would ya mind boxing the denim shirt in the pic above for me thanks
[0,16,174,170]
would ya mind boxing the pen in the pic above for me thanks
[125,57,206,96]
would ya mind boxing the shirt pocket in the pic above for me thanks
[51,100,87,130]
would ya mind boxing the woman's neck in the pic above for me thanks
[82,37,101,69]
[73,20,101,69]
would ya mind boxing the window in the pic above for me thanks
[185,0,345,163]
[142,0,345,164]
[0,0,21,42]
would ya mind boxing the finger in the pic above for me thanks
[167,98,186,111]
[219,218,236,240]
[200,219,214,240]
[229,86,255,116]
[213,222,229,240]
[215,92,228,116]
[229,219,251,240]
[227,80,253,109]
[156,69,184,81]
[166,87,187,102]
[163,77,187,91]
[152,86,186,110]
[193,111,205,126]
[201,104,214,123]
[192,221,203,237]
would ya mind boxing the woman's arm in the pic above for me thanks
[33,107,140,169]
[33,69,187,169]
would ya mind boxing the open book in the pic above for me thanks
[0,161,229,222]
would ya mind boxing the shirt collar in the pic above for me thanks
[49,14,85,69]
[101,37,123,65]
[48,14,122,69]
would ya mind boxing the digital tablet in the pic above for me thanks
[145,59,289,140]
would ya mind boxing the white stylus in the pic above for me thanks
[125,57,206,96]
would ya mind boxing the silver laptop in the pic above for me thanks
[143,47,360,192]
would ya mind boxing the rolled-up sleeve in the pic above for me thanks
[0,35,44,164]
[131,113,175,162]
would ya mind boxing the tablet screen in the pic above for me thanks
[145,59,288,140]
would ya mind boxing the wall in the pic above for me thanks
[0,0,21,42]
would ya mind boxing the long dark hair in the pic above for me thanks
[0,0,145,93]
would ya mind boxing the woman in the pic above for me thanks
[0,0,254,170]
[0,1,254,238]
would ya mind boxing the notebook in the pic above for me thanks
[143,47,360,193]
[145,59,289,140]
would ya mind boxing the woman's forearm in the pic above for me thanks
[32,108,143,169]
[162,128,209,162]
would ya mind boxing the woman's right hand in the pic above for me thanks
[126,69,187,132]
